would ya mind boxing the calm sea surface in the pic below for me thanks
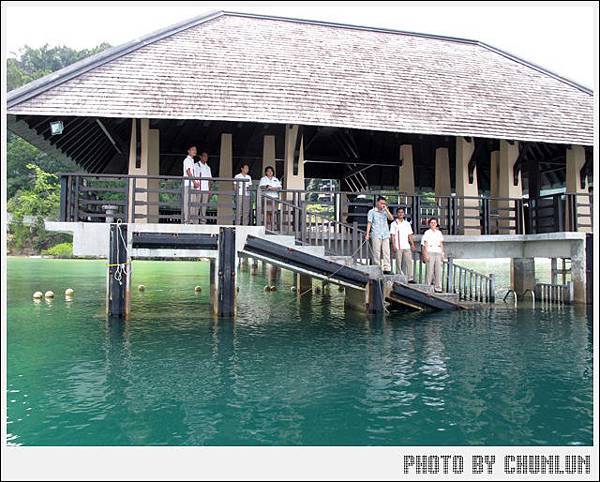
[6,257,592,445]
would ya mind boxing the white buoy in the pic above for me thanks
[194,286,202,293]
[33,291,43,300]
[270,285,277,292]
[44,290,55,299]
[65,288,74,297]
[291,286,297,293]
[138,284,145,292]
[263,285,270,292]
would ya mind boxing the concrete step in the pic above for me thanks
[432,292,460,303]
[264,234,296,247]
[410,283,434,294]
[295,245,325,257]
[326,255,354,266]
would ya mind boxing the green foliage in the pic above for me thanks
[7,43,111,91]
[8,163,60,221]
[42,242,73,259]
[6,43,110,254]
[7,164,71,254]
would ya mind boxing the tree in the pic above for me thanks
[6,43,111,253]
[7,164,68,253]
[7,43,111,91]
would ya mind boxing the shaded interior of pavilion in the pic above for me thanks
[8,114,593,234]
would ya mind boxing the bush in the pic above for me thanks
[42,242,73,259]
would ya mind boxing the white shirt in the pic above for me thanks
[234,173,252,196]
[259,176,281,198]
[183,156,195,187]
[389,219,413,250]
[194,161,212,191]
[421,228,444,253]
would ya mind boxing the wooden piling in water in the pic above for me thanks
[107,223,129,318]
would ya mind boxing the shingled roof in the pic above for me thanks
[7,10,594,145]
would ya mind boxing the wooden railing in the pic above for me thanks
[59,173,252,225]
[59,174,593,235]
[407,254,496,302]
[256,190,369,262]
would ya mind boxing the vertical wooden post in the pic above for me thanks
[107,223,129,318]
[217,227,236,317]
[59,175,68,222]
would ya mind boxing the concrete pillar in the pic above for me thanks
[399,144,415,195]
[435,147,451,228]
[295,273,312,294]
[489,150,500,210]
[498,140,522,234]
[128,118,160,223]
[511,258,535,301]
[434,147,451,197]
[455,137,480,234]
[570,238,587,304]
[262,135,276,177]
[267,265,280,286]
[284,125,305,192]
[344,286,368,312]
[340,192,349,224]
[217,133,233,224]
[566,145,591,232]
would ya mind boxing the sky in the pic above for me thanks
[2,2,597,89]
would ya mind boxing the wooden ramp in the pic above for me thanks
[386,282,467,311]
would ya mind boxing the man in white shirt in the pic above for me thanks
[421,217,445,292]
[234,163,252,225]
[389,207,416,281]
[182,145,199,224]
[194,150,212,224]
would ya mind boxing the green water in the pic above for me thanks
[6,258,593,446]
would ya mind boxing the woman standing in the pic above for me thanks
[421,217,445,292]
[258,166,282,229]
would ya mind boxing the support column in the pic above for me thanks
[435,147,451,229]
[399,144,415,195]
[217,227,236,317]
[511,258,535,301]
[455,137,480,234]
[498,140,522,234]
[284,125,305,196]
[262,135,276,176]
[570,237,587,304]
[434,147,451,197]
[489,150,500,209]
[344,285,368,312]
[295,273,312,294]
[217,133,233,224]
[107,223,129,318]
[566,145,591,232]
[128,118,160,223]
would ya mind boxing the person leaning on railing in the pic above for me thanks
[259,166,282,229]
[234,163,252,225]
[421,217,445,293]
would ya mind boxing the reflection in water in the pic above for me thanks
[6,258,594,446]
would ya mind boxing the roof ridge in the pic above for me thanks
[7,9,592,108]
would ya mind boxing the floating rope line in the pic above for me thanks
[294,237,370,299]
